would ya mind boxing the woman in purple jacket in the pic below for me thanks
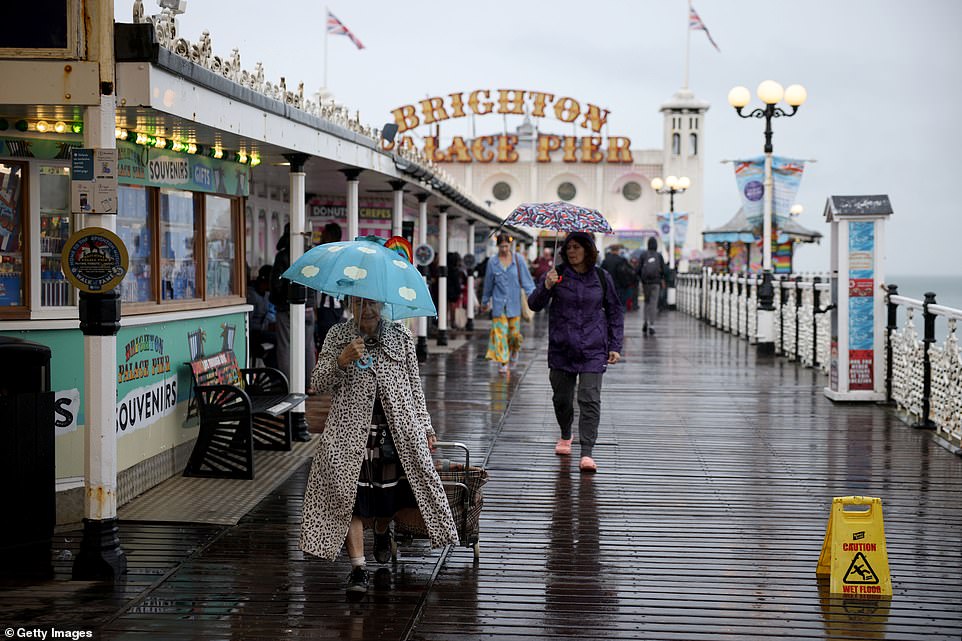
[528,232,624,473]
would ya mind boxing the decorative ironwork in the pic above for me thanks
[890,308,925,424]
[129,1,470,206]
[930,319,962,446]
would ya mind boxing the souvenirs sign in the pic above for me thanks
[61,227,128,293]
[387,89,633,164]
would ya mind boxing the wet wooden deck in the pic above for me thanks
[2,310,961,640]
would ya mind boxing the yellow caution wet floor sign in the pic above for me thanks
[817,496,892,596]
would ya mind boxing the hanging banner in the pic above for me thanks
[733,156,806,224]
[656,212,689,248]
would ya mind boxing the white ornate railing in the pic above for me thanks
[677,273,962,449]
[679,271,829,364]
[887,293,962,448]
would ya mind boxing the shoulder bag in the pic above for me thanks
[516,255,534,322]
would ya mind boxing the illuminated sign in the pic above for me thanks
[388,89,633,164]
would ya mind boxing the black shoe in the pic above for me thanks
[373,567,392,590]
[346,566,369,593]
[648,327,655,335]
[373,528,393,564]
[293,431,313,442]
[643,322,648,333]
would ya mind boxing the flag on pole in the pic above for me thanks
[326,9,365,50]
[689,4,720,52]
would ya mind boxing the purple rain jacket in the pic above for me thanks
[527,264,624,373]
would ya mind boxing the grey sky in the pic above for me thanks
[117,0,962,277]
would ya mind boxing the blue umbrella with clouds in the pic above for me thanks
[281,237,436,320]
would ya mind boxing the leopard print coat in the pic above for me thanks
[299,320,459,560]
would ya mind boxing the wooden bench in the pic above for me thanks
[183,350,307,480]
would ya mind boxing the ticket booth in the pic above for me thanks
[823,195,893,402]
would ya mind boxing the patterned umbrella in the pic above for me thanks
[504,201,614,234]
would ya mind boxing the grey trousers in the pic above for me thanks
[642,282,661,328]
[549,369,603,457]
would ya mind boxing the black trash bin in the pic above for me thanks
[0,336,55,578]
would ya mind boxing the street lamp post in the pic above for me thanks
[650,175,690,310]
[727,80,807,354]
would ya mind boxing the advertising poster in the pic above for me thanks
[848,221,875,390]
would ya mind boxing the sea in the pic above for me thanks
[887,274,962,310]
[887,273,962,343]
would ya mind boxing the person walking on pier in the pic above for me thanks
[481,234,536,375]
[637,236,666,335]
[300,296,458,594]
[528,231,624,473]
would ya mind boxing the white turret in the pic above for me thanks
[660,88,709,258]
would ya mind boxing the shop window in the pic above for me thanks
[38,165,73,307]
[205,194,237,298]
[118,185,153,303]
[160,189,198,301]
[0,161,25,309]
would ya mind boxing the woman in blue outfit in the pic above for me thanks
[527,231,624,473]
[481,234,536,375]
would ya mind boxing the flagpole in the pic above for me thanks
[684,0,691,89]
[323,6,329,91]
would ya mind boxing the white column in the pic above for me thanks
[415,194,429,359]
[288,162,306,399]
[756,150,776,351]
[667,201,677,309]
[250,201,260,270]
[466,220,476,328]
[343,169,361,240]
[73,0,126,581]
[82,95,118,523]
[436,206,449,345]
[390,180,405,238]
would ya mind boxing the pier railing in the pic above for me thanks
[677,271,962,451]
[677,271,831,368]
[885,287,962,449]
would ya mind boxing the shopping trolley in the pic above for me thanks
[393,441,488,562]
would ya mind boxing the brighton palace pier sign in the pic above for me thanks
[387,89,633,164]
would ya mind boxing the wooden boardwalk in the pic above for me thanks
[2,310,960,640]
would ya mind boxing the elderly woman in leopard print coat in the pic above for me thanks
[299,300,458,565]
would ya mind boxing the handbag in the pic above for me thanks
[516,255,534,322]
